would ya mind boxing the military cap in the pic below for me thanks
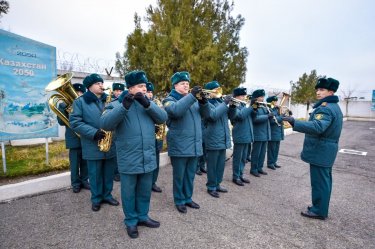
[125,70,148,88]
[171,71,190,86]
[315,77,340,92]
[266,96,278,103]
[251,89,265,99]
[147,82,154,92]
[233,87,247,97]
[73,83,86,93]
[83,73,103,89]
[204,81,220,90]
[112,83,125,91]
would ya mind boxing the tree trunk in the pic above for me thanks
[305,102,310,120]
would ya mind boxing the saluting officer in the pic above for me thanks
[202,81,232,198]
[101,71,168,238]
[250,89,272,177]
[57,83,90,193]
[163,71,210,214]
[229,87,253,186]
[283,78,343,220]
[70,74,119,212]
[145,82,163,193]
[266,96,284,170]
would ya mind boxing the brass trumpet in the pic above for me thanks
[190,87,223,99]
[223,95,250,106]
[255,101,281,127]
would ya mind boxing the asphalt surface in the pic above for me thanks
[0,121,374,249]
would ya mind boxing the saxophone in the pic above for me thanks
[153,98,167,141]
[98,89,113,152]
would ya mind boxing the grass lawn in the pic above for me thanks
[0,141,69,178]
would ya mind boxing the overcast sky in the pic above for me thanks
[1,0,374,98]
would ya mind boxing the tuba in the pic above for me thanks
[98,88,113,152]
[45,73,78,128]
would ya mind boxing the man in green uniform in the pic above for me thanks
[266,96,283,170]
[283,77,343,220]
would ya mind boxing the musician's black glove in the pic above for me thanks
[250,100,258,110]
[223,95,232,105]
[94,130,106,141]
[190,86,202,99]
[155,125,160,133]
[134,92,150,108]
[198,95,208,104]
[268,112,275,119]
[122,93,134,110]
[282,116,295,126]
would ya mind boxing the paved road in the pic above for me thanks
[0,121,374,249]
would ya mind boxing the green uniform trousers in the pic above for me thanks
[120,171,153,227]
[171,156,198,205]
[267,141,280,166]
[152,148,160,185]
[309,164,332,218]
[232,143,248,180]
[250,141,267,173]
[69,148,88,188]
[87,158,115,204]
[206,149,226,191]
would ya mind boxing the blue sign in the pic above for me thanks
[372,90,375,111]
[0,29,57,141]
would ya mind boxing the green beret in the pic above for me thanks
[315,77,340,92]
[125,70,148,88]
[146,82,154,92]
[266,96,278,103]
[112,83,124,91]
[204,81,220,90]
[233,87,247,97]
[73,83,86,93]
[251,89,265,99]
[83,73,103,89]
[171,71,190,86]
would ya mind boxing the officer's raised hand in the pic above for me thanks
[282,116,295,126]
[134,92,150,108]
[94,129,106,141]
[122,93,134,110]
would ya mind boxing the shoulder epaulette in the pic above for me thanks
[321,102,327,107]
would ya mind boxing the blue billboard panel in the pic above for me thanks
[0,29,57,141]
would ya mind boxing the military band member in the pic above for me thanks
[145,82,163,193]
[250,89,272,177]
[228,87,253,186]
[57,83,90,193]
[202,81,232,198]
[112,82,125,99]
[283,78,343,220]
[266,96,284,170]
[101,71,167,238]
[70,73,119,212]
[111,83,125,182]
[163,71,210,213]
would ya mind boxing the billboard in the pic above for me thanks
[0,29,57,141]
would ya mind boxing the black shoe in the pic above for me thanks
[217,186,228,193]
[250,172,260,177]
[196,170,203,175]
[176,205,187,213]
[301,210,326,220]
[232,179,244,186]
[126,226,138,239]
[267,165,276,170]
[103,198,119,206]
[240,177,250,184]
[72,186,81,193]
[81,182,91,190]
[258,170,268,175]
[274,164,281,168]
[186,201,200,209]
[207,190,220,198]
[114,174,120,182]
[200,168,207,174]
[138,218,160,228]
[152,184,162,193]
[92,203,101,212]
